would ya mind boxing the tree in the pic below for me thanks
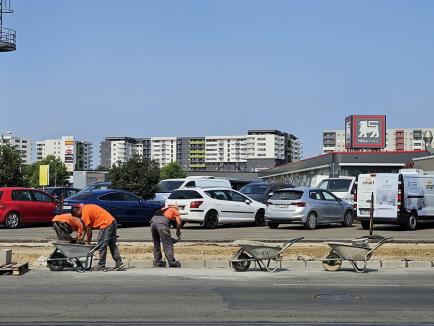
[160,161,187,180]
[110,155,160,199]
[0,144,25,187]
[26,155,69,188]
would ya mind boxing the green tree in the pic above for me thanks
[26,155,69,188]
[160,161,187,180]
[0,144,25,186]
[110,155,160,199]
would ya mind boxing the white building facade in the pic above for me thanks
[36,136,93,172]
[151,137,177,167]
[0,133,32,164]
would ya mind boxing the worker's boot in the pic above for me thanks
[153,261,166,268]
[169,260,181,268]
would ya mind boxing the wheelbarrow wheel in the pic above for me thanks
[47,249,69,272]
[322,252,342,272]
[47,261,65,272]
[231,253,251,272]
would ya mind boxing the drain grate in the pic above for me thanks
[314,293,361,301]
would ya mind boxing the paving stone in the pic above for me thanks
[407,261,433,269]
[281,260,306,269]
[205,260,229,268]
[127,260,154,268]
[0,249,12,266]
[180,261,205,268]
[381,260,406,269]
[305,261,323,269]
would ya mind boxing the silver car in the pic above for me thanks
[265,187,354,230]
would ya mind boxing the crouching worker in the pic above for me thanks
[71,204,125,271]
[151,204,182,268]
[52,213,84,243]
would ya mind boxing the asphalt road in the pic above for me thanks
[2,222,434,242]
[1,268,434,325]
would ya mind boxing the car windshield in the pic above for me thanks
[168,190,203,199]
[240,184,268,194]
[78,184,110,193]
[318,179,352,192]
[66,193,93,201]
[159,180,184,193]
[271,190,303,200]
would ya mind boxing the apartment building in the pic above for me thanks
[0,133,32,164]
[36,136,93,172]
[323,128,434,154]
[100,130,302,172]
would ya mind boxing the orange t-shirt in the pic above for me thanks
[52,213,84,238]
[162,207,180,221]
[81,204,115,230]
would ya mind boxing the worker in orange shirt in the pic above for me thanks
[52,213,84,242]
[71,204,125,271]
[150,204,182,267]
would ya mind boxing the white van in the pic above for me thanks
[356,172,434,230]
[317,177,357,204]
[154,176,232,202]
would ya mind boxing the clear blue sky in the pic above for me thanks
[1,0,434,161]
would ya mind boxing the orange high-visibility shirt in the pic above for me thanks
[162,207,180,221]
[81,204,115,230]
[52,213,84,238]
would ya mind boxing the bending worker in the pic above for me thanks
[71,204,124,271]
[52,213,84,242]
[151,204,182,267]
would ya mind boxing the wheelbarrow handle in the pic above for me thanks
[369,236,393,253]
[279,237,304,254]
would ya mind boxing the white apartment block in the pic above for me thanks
[205,136,248,163]
[0,133,32,164]
[110,140,142,164]
[245,133,286,160]
[323,128,434,154]
[151,137,177,167]
[36,136,93,172]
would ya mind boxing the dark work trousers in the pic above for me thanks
[150,215,176,265]
[53,222,73,242]
[97,221,123,268]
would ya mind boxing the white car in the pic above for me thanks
[165,188,266,229]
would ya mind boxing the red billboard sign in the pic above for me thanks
[345,115,386,149]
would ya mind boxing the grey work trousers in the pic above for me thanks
[97,221,123,268]
[150,216,176,265]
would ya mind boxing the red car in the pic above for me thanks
[0,187,57,229]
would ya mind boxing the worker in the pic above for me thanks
[71,204,125,271]
[52,213,84,242]
[150,204,182,268]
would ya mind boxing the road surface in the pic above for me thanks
[2,222,434,242]
[1,268,434,324]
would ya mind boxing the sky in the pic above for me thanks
[1,0,434,163]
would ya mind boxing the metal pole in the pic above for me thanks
[369,192,374,236]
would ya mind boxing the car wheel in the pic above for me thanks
[203,211,219,229]
[342,210,354,227]
[254,210,266,226]
[405,214,417,231]
[305,212,317,230]
[268,222,279,229]
[360,220,370,230]
[4,212,21,229]
[231,253,251,272]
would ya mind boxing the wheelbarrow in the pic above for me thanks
[46,237,117,273]
[322,235,393,273]
[230,237,304,272]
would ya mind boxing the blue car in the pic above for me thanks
[61,189,163,225]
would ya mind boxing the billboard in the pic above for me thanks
[345,115,386,149]
[39,165,50,186]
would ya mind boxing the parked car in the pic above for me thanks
[62,189,162,225]
[165,188,266,229]
[265,187,354,230]
[239,182,293,204]
[317,177,356,204]
[155,177,232,202]
[0,187,57,229]
[42,187,80,200]
[76,182,112,194]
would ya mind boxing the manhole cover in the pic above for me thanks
[314,294,360,301]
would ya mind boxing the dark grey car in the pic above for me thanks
[240,182,293,204]
[265,187,354,230]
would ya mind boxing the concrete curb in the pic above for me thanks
[125,260,434,270]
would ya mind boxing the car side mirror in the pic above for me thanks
[268,192,274,197]
[245,199,252,205]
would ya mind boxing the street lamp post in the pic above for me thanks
[423,131,434,154]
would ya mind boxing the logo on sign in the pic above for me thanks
[358,121,379,138]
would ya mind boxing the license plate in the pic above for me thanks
[278,205,289,208]
[63,205,72,210]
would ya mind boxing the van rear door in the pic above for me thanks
[404,175,434,217]
[357,174,376,218]
[374,174,399,219]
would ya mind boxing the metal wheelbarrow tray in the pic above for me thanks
[46,241,100,273]
[322,236,393,273]
[230,237,304,272]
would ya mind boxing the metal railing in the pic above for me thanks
[0,27,15,46]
